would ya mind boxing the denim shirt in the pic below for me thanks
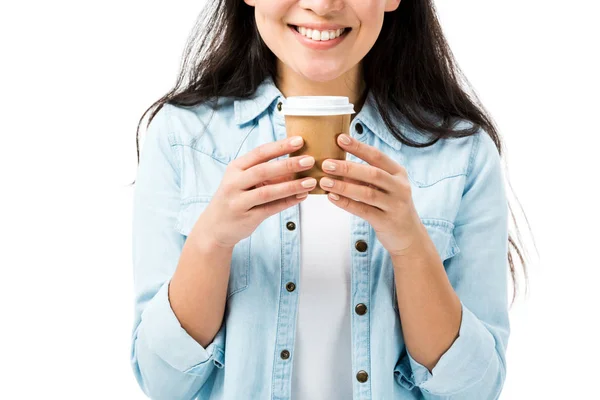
[131,76,510,400]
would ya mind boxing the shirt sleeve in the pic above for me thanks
[394,130,510,398]
[130,104,225,399]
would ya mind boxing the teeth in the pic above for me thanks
[295,25,346,41]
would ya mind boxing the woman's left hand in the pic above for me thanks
[319,133,428,258]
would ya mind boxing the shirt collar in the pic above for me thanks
[234,75,430,152]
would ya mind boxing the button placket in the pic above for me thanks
[350,216,372,397]
[272,205,300,399]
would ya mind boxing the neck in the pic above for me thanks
[275,62,367,117]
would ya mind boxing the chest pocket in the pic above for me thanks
[392,219,460,311]
[175,197,250,298]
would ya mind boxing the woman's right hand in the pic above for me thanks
[189,136,316,249]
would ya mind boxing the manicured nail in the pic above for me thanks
[322,161,336,171]
[299,156,315,167]
[302,178,317,188]
[339,134,351,145]
[296,192,308,199]
[290,136,304,146]
[320,177,334,187]
[328,193,340,201]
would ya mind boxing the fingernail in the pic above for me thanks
[328,193,340,201]
[290,136,304,146]
[299,156,315,167]
[320,177,334,187]
[339,134,351,145]
[322,161,336,171]
[296,192,308,199]
[302,178,317,188]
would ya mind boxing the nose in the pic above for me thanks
[301,0,345,16]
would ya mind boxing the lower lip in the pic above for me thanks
[289,25,350,50]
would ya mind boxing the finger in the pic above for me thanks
[327,191,385,221]
[337,134,405,176]
[240,176,317,209]
[255,174,295,189]
[252,191,309,219]
[233,136,305,171]
[319,176,389,211]
[244,154,315,188]
[341,176,368,187]
[321,159,395,193]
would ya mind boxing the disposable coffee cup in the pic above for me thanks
[281,96,355,195]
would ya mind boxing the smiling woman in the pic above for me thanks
[130,0,532,399]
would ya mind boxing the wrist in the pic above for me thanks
[391,225,438,269]
[188,227,236,255]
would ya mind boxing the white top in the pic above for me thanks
[291,194,353,399]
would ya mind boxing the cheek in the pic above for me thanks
[354,14,385,50]
[253,1,293,44]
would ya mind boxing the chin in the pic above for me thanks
[295,64,346,83]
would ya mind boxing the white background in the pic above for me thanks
[1,0,598,398]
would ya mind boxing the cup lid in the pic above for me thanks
[281,96,355,116]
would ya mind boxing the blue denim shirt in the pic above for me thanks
[131,76,510,399]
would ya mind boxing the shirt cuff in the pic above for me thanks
[137,281,225,374]
[395,301,496,395]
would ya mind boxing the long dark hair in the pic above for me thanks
[133,0,534,304]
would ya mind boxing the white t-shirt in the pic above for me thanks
[291,193,353,399]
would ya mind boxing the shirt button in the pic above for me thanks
[355,303,367,315]
[286,282,296,292]
[286,221,296,231]
[280,349,290,360]
[355,240,368,252]
[277,101,283,112]
[355,122,364,134]
[356,370,369,383]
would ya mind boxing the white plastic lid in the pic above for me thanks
[281,96,355,116]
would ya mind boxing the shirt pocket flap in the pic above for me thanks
[174,195,250,298]
[175,196,213,236]
[421,219,460,262]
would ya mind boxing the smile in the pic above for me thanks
[288,24,352,50]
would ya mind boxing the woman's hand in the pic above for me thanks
[318,133,429,258]
[192,136,316,249]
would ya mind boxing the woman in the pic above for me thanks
[130,0,529,398]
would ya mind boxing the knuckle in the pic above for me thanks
[372,149,384,163]
[398,179,412,198]
[256,186,270,201]
[368,167,380,181]
[365,187,376,201]
[398,166,409,180]
[254,145,268,161]
[220,178,235,194]
[228,197,240,212]
[255,166,268,181]
[402,180,412,195]
[287,158,296,173]
[226,161,238,173]
[342,162,350,175]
